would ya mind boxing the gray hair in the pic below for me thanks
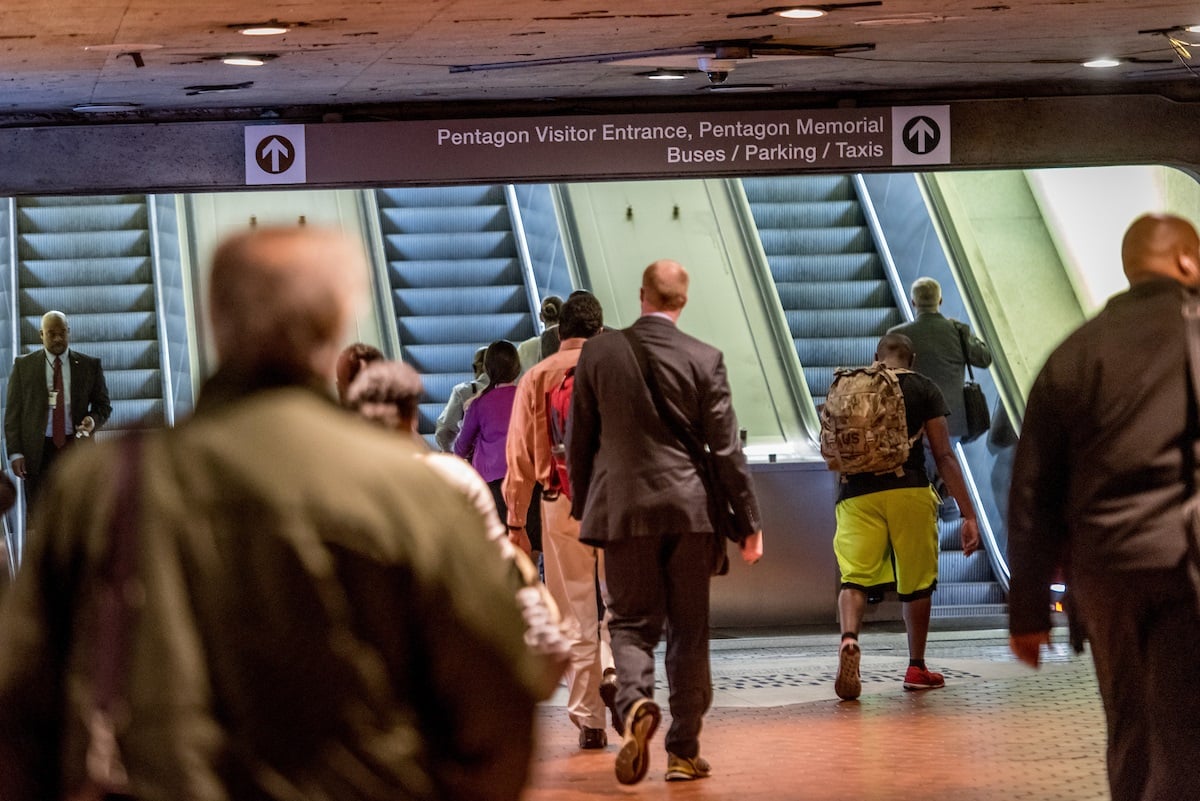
[910,277,942,311]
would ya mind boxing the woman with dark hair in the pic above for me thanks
[455,340,521,520]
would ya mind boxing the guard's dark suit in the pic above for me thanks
[4,348,111,504]
[567,314,760,760]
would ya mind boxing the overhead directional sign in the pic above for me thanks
[245,124,306,184]
[891,106,950,166]
[243,105,950,187]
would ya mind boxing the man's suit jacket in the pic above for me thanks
[4,348,111,475]
[887,312,991,439]
[567,315,760,546]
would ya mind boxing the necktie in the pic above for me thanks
[52,356,66,447]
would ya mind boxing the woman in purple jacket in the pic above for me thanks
[455,340,521,521]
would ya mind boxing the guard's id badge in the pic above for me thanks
[47,390,58,409]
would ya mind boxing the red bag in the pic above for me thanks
[544,367,574,500]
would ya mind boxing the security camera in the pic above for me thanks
[697,57,738,86]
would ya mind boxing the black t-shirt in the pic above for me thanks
[837,371,948,502]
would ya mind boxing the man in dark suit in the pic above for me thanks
[567,259,764,786]
[4,310,111,508]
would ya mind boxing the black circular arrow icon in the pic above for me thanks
[255,135,295,174]
[902,116,941,155]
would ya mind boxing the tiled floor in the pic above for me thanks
[525,627,1109,800]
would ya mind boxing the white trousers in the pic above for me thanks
[541,492,613,730]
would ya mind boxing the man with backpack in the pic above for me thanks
[502,291,618,750]
[822,332,980,701]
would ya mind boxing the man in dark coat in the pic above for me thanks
[4,310,111,507]
[1008,213,1200,801]
[0,226,548,801]
[567,258,764,786]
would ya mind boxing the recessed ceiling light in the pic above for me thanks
[645,69,689,80]
[222,55,270,67]
[775,8,827,20]
[71,102,142,113]
[1082,57,1121,68]
[240,25,290,36]
[855,14,944,26]
[1187,24,1200,34]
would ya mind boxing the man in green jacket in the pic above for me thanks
[0,225,552,801]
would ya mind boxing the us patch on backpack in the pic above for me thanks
[819,363,917,477]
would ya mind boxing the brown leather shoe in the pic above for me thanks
[579,726,608,749]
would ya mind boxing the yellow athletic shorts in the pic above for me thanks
[833,486,940,599]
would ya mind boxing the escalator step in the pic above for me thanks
[387,258,522,288]
[398,314,534,345]
[19,231,149,260]
[758,227,873,255]
[793,336,879,368]
[18,257,152,286]
[105,368,163,399]
[935,583,1006,606]
[767,254,882,282]
[939,551,994,583]
[17,195,143,207]
[19,204,147,233]
[403,343,488,376]
[393,285,530,316]
[377,185,507,208]
[106,398,165,430]
[742,175,853,203]
[750,201,863,229]
[383,231,516,261]
[784,308,902,338]
[379,205,511,234]
[21,284,157,315]
[775,280,893,309]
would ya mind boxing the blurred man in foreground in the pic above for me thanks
[0,225,547,801]
[1009,213,1200,801]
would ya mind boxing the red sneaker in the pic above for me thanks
[903,665,945,691]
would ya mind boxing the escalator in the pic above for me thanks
[14,195,165,435]
[374,186,537,440]
[742,175,900,408]
[743,174,1003,618]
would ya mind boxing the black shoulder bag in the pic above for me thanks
[68,435,143,801]
[957,324,991,443]
[620,327,738,576]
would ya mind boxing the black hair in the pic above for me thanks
[559,292,604,340]
[480,340,520,394]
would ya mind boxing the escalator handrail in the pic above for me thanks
[505,185,545,331]
[147,194,176,428]
[358,190,404,360]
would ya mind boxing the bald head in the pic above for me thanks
[1120,213,1200,289]
[209,226,366,380]
[640,259,689,316]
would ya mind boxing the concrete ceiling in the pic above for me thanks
[3,2,1200,126]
